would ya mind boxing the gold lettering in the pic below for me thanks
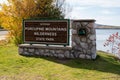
[34,32,57,36]
[40,23,50,26]
[45,38,54,41]
[45,27,67,31]
[36,37,45,41]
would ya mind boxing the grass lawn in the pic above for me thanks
[0,43,120,80]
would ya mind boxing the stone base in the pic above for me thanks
[19,44,96,59]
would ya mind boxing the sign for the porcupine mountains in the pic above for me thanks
[23,19,69,45]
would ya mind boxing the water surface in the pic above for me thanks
[96,29,120,52]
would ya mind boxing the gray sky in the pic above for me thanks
[0,0,120,26]
[65,0,120,26]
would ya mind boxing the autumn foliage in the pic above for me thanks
[104,32,120,58]
[0,0,66,45]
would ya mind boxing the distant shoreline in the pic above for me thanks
[95,24,120,29]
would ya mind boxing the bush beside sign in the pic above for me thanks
[23,19,69,45]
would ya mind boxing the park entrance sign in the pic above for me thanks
[20,19,97,59]
[23,19,69,45]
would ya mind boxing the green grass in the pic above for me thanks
[0,44,120,80]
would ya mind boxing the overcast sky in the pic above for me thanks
[0,0,120,26]
[65,0,120,26]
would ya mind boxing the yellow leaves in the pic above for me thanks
[1,16,14,30]
[0,0,64,31]
[0,0,65,45]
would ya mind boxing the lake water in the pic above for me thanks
[96,29,120,53]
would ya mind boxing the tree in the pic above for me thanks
[0,0,66,45]
[104,32,120,58]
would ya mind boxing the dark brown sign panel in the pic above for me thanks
[23,19,69,45]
